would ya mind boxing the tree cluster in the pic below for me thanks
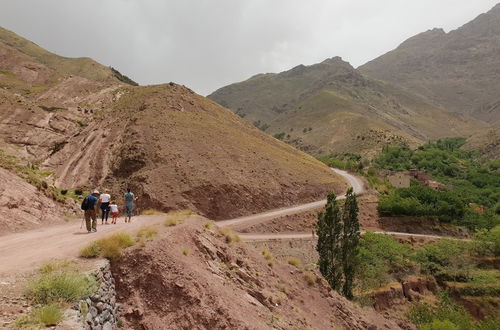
[316,188,360,299]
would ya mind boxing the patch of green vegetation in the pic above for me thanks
[79,233,134,260]
[378,183,467,222]
[28,271,95,304]
[358,232,415,290]
[273,132,286,140]
[407,292,497,330]
[0,149,67,203]
[416,239,474,282]
[15,303,64,328]
[373,138,500,230]
[318,152,363,171]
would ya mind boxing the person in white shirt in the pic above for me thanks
[99,189,111,224]
[109,201,119,224]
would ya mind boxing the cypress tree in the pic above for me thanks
[342,187,360,299]
[316,192,344,291]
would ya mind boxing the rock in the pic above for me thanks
[96,302,104,313]
[90,306,98,318]
[103,322,113,330]
[85,313,93,324]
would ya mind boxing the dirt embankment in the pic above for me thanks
[112,217,401,329]
[0,167,71,235]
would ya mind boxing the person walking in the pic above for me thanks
[124,188,137,223]
[82,190,100,233]
[99,189,111,224]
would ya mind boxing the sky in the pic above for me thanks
[0,1,498,95]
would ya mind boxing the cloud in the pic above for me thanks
[0,0,498,94]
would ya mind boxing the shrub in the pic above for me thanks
[407,292,474,330]
[182,248,189,256]
[28,271,95,304]
[416,239,473,281]
[219,228,241,244]
[164,210,196,226]
[357,232,414,290]
[261,248,273,261]
[79,233,134,260]
[304,272,317,286]
[164,218,179,227]
[79,241,101,258]
[287,257,302,268]
[33,304,63,326]
[472,226,500,256]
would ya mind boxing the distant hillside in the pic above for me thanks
[0,27,343,229]
[209,57,484,157]
[359,3,500,123]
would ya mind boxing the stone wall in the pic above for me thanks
[77,260,120,330]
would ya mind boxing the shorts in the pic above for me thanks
[112,212,119,217]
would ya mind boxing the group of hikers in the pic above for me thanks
[81,188,138,233]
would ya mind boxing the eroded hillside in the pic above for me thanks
[0,27,343,231]
[113,216,403,329]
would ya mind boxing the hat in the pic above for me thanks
[93,189,100,194]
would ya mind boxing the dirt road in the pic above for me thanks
[0,168,447,276]
[217,168,365,228]
[0,215,166,276]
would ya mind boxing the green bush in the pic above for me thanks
[28,271,95,304]
[357,232,414,290]
[416,239,473,281]
[472,226,500,256]
[408,292,474,330]
[422,319,460,330]
[378,184,466,223]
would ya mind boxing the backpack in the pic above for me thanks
[81,196,90,210]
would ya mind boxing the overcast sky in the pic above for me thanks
[1,1,498,95]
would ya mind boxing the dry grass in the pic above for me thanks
[304,272,317,286]
[15,303,63,328]
[287,257,302,268]
[219,227,241,244]
[204,221,214,231]
[38,260,76,274]
[261,248,274,267]
[79,232,134,260]
[136,226,158,241]
[141,209,165,215]
[182,248,189,256]
[28,271,96,304]
[164,209,197,227]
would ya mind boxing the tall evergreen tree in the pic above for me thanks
[342,187,360,299]
[316,192,344,291]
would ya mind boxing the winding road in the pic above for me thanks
[0,168,444,276]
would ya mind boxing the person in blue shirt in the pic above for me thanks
[124,188,137,223]
[83,190,100,232]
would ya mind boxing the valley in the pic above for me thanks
[0,2,499,330]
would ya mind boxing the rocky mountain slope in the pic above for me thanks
[113,216,403,329]
[359,3,500,123]
[208,57,483,156]
[0,27,343,231]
